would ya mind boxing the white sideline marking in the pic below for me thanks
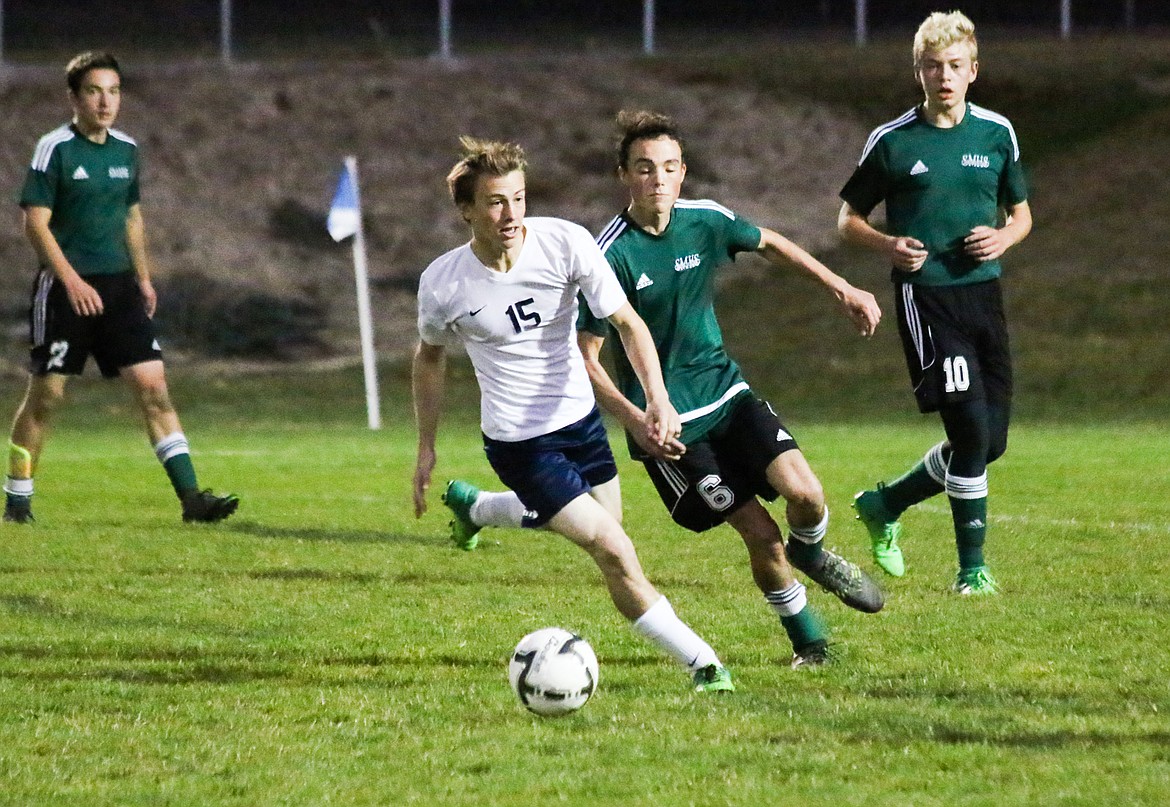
[916,502,1170,536]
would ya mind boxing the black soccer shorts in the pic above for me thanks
[894,278,1013,414]
[641,393,799,533]
[28,269,163,378]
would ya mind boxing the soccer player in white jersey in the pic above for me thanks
[412,137,734,693]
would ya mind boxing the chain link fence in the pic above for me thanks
[2,1,1167,64]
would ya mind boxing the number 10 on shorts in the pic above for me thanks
[943,355,970,393]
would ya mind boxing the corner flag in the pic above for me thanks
[327,161,361,241]
[327,157,381,430]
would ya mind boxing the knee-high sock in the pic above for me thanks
[765,582,826,651]
[880,442,948,518]
[631,596,720,672]
[154,432,198,497]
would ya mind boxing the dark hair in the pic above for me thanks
[615,109,684,170]
[446,136,527,207]
[65,51,121,94]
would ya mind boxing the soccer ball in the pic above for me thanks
[508,627,599,716]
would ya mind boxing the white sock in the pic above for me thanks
[631,596,720,672]
[764,581,808,617]
[469,490,526,528]
[153,431,190,464]
[3,477,33,497]
[788,506,829,545]
[925,442,949,485]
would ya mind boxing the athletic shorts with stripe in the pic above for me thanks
[642,393,799,533]
[894,277,1013,414]
[28,269,163,378]
[484,407,619,528]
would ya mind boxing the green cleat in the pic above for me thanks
[790,640,832,669]
[442,480,481,551]
[692,664,735,693]
[953,566,999,596]
[852,487,905,577]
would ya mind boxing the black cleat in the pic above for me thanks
[788,544,885,614]
[790,640,833,670]
[3,502,34,524]
[181,489,240,523]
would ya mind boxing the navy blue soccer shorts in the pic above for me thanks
[483,407,619,528]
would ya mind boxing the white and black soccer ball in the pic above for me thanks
[508,627,599,716]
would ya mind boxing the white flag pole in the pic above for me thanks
[344,157,382,430]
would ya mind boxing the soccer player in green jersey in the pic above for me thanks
[838,12,1032,594]
[575,110,887,665]
[3,52,238,525]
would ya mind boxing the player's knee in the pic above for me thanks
[785,480,824,521]
[25,382,66,421]
[136,383,175,418]
[587,530,638,577]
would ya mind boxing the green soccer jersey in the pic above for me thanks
[579,200,762,449]
[840,103,1027,287]
[19,124,141,276]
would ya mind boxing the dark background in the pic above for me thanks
[4,1,1166,58]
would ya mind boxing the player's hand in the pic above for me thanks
[643,397,683,451]
[412,447,437,518]
[65,278,104,317]
[630,423,686,462]
[890,236,928,272]
[964,226,1008,262]
[840,285,882,337]
[139,277,158,318]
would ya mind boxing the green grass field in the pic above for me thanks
[1,371,1167,805]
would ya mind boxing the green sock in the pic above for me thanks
[163,454,199,498]
[786,507,830,567]
[950,495,988,571]
[780,608,827,650]
[785,538,821,568]
[882,461,945,518]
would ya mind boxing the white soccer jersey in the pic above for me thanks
[418,217,628,442]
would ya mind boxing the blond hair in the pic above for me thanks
[913,11,977,67]
[446,136,527,207]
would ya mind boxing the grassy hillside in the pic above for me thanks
[1,35,1167,419]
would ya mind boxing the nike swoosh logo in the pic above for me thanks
[469,306,486,316]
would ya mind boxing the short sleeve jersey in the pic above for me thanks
[19,124,141,276]
[418,216,628,443]
[840,103,1027,286]
[579,200,762,447]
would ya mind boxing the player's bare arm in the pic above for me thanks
[838,202,929,273]
[578,330,685,462]
[23,205,104,317]
[757,226,881,337]
[605,302,681,448]
[411,340,447,518]
[125,204,157,317]
[965,200,1032,263]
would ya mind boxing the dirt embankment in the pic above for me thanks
[0,55,869,369]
